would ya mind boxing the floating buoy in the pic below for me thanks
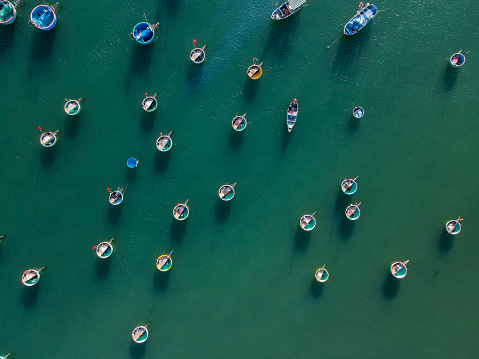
[22,266,46,287]
[173,199,189,220]
[449,50,465,68]
[247,58,263,80]
[352,106,364,118]
[132,323,149,343]
[232,113,247,131]
[390,260,409,279]
[300,211,317,231]
[108,187,124,206]
[64,98,84,116]
[156,130,173,152]
[94,237,115,259]
[29,3,58,30]
[341,176,358,195]
[219,183,236,201]
[315,265,329,282]
[345,202,361,220]
[190,44,207,64]
[445,217,462,235]
[0,0,18,25]
[156,250,173,271]
[39,129,61,148]
[131,17,159,45]
[127,157,139,168]
[142,92,158,112]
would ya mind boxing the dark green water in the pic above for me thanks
[1,0,478,357]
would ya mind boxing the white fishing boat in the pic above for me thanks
[271,0,306,20]
[94,237,115,259]
[22,266,46,287]
[132,324,149,343]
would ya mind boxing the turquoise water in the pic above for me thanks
[1,0,479,358]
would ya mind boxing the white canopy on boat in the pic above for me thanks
[288,0,306,10]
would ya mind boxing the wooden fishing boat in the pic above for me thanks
[247,58,263,80]
[22,267,46,287]
[219,183,236,201]
[108,187,124,206]
[445,217,462,235]
[271,0,306,20]
[156,130,173,152]
[132,324,149,343]
[127,157,139,168]
[131,19,159,45]
[344,3,378,35]
[449,51,465,68]
[39,129,60,148]
[142,92,158,112]
[94,237,115,259]
[190,45,206,64]
[29,2,58,30]
[300,211,316,231]
[286,98,298,132]
[232,114,247,131]
[64,98,84,116]
[341,176,358,195]
[0,0,19,25]
[345,202,361,220]
[390,260,409,279]
[315,265,329,282]
[173,200,189,220]
[353,106,364,118]
[156,250,173,271]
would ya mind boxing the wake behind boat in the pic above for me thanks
[286,98,298,132]
[344,2,378,35]
[271,0,306,20]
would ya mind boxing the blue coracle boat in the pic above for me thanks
[131,21,159,45]
[344,3,378,35]
[29,3,58,31]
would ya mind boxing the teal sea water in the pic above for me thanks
[1,0,479,357]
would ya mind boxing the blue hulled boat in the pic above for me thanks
[0,0,18,25]
[344,3,378,35]
[286,98,298,132]
[29,3,58,31]
[131,20,159,45]
[449,51,465,68]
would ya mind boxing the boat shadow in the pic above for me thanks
[294,227,310,251]
[21,285,40,307]
[29,28,57,64]
[154,151,170,174]
[94,258,112,279]
[229,130,243,150]
[125,166,137,182]
[442,64,458,91]
[332,28,371,75]
[170,220,186,242]
[438,229,454,253]
[130,341,147,358]
[64,113,81,138]
[0,24,15,55]
[262,16,300,61]
[185,63,204,92]
[280,130,292,157]
[243,79,259,104]
[215,199,231,222]
[107,204,123,224]
[347,115,360,133]
[153,270,170,292]
[339,216,355,239]
[40,147,56,167]
[382,271,400,299]
[310,278,324,299]
[140,111,156,133]
[129,44,154,74]
[157,0,180,18]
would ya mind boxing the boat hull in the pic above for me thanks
[173,204,189,220]
[286,99,298,132]
[0,1,16,25]
[156,135,172,151]
[390,262,407,279]
[300,215,316,231]
[219,185,235,201]
[132,22,154,45]
[271,0,305,20]
[345,205,360,220]
[445,220,461,235]
[315,268,329,282]
[449,53,465,68]
[109,191,123,205]
[156,255,172,271]
[40,132,57,147]
[96,242,113,258]
[22,269,40,286]
[190,47,206,64]
[142,97,158,112]
[132,326,149,343]
[64,100,81,116]
[341,179,357,195]
[344,3,378,35]
[232,116,247,131]
[30,5,57,31]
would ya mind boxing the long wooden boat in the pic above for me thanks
[341,176,358,195]
[345,202,361,220]
[173,199,189,220]
[300,211,316,231]
[271,0,306,20]
[344,3,378,35]
[109,187,124,206]
[156,250,174,271]
[64,98,84,116]
[445,217,462,235]
[315,265,329,282]
[39,129,61,148]
[142,92,158,112]
[29,3,58,30]
[132,324,149,343]
[232,113,247,131]
[156,130,173,152]
[22,266,46,287]
[0,0,18,25]
[286,98,298,132]
[449,51,465,68]
[390,260,409,279]
[219,183,236,201]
